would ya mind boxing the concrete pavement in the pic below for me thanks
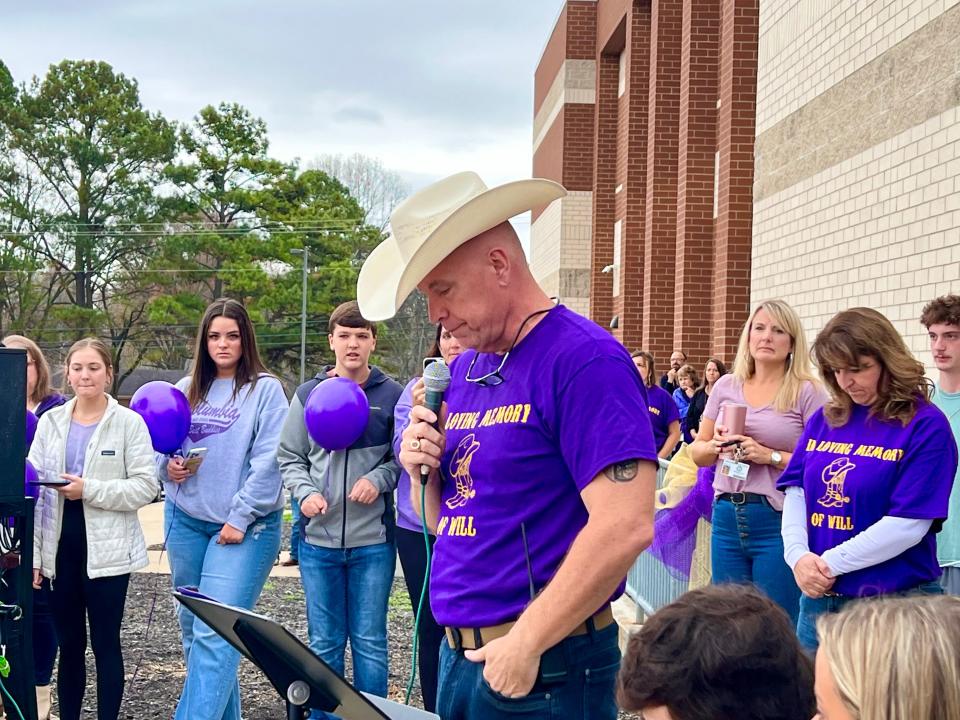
[136,500,302,578]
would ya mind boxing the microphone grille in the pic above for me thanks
[423,359,451,392]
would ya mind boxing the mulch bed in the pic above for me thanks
[49,573,420,719]
[42,514,637,718]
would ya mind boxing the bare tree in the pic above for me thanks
[309,153,408,231]
[309,153,431,379]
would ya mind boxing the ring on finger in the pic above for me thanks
[409,438,421,451]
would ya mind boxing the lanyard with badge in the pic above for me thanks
[719,442,750,480]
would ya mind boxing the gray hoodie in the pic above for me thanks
[278,366,403,548]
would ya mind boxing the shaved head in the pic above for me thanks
[416,220,549,353]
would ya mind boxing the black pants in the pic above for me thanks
[34,579,59,685]
[52,500,130,720]
[395,526,444,712]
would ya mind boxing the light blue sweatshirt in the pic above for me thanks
[158,375,289,532]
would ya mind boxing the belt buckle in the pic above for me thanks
[729,492,747,505]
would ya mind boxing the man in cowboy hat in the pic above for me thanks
[358,171,657,720]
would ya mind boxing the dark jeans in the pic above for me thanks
[436,622,621,720]
[796,580,944,652]
[34,578,58,685]
[711,496,801,626]
[395,526,444,712]
[52,543,130,720]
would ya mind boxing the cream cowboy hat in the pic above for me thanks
[356,171,566,321]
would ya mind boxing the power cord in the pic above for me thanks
[127,481,181,689]
[0,674,26,720]
[403,488,432,706]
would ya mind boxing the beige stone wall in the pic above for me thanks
[533,60,598,153]
[757,0,960,134]
[753,103,960,367]
[753,0,960,372]
[530,192,593,317]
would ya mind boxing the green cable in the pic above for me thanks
[404,486,433,705]
[0,675,27,720]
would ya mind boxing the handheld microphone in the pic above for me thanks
[420,360,451,485]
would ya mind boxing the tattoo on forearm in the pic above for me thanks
[605,460,639,482]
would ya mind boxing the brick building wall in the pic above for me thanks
[532,0,756,368]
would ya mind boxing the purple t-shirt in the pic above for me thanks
[394,377,426,533]
[646,385,680,452]
[778,402,956,596]
[704,374,826,509]
[431,306,658,627]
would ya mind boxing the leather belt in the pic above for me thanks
[718,491,766,505]
[445,606,614,651]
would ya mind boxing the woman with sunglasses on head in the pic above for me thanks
[30,338,157,720]
[3,334,67,719]
[392,324,464,712]
[777,307,956,651]
[690,299,825,626]
[160,298,288,720]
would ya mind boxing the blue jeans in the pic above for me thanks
[289,494,302,561]
[711,497,801,626]
[797,580,944,652]
[436,622,621,720]
[299,541,395,707]
[165,502,282,720]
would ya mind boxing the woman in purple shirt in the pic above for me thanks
[632,352,681,458]
[4,334,66,720]
[690,300,825,626]
[392,324,463,712]
[778,308,956,651]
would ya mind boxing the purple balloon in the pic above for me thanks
[25,459,39,499]
[26,410,38,453]
[304,377,370,451]
[129,381,191,454]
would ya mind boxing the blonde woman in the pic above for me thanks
[690,300,825,625]
[30,338,157,720]
[777,308,955,651]
[814,595,960,719]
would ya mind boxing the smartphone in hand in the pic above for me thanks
[182,447,208,474]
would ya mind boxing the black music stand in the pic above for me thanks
[173,589,438,720]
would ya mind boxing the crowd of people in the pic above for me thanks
[8,169,960,720]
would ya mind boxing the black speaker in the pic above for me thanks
[0,348,27,502]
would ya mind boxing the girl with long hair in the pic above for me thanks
[685,358,726,438]
[690,300,825,625]
[161,298,288,720]
[30,338,157,720]
[778,308,955,650]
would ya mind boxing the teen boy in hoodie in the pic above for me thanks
[278,301,403,704]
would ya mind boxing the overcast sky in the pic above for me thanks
[1,0,563,218]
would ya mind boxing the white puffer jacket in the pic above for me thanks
[30,395,158,580]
